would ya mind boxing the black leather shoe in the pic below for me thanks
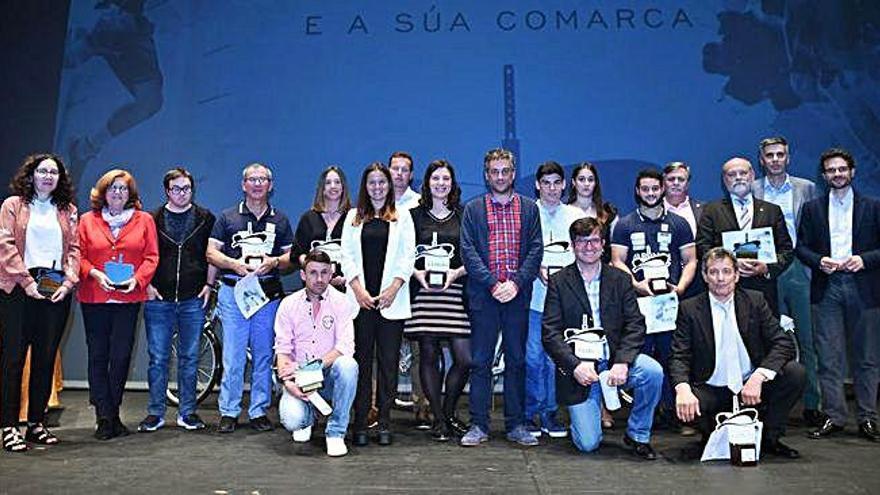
[623,433,657,461]
[250,416,274,432]
[803,409,827,428]
[217,416,237,434]
[95,418,114,441]
[858,420,880,442]
[447,416,470,436]
[377,429,393,446]
[431,421,450,442]
[353,430,369,447]
[808,418,845,439]
[112,417,130,437]
[762,439,800,459]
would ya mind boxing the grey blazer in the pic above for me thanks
[752,175,817,230]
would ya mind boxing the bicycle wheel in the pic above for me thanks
[166,321,222,406]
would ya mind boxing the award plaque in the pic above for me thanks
[104,254,135,289]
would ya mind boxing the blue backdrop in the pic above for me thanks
[41,0,880,384]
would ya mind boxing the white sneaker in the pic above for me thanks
[326,436,348,457]
[292,425,312,443]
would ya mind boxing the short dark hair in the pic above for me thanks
[634,168,664,203]
[388,151,414,172]
[759,136,788,156]
[534,161,565,197]
[303,249,333,268]
[819,147,856,173]
[701,247,737,272]
[419,159,462,210]
[569,217,603,242]
[483,148,516,170]
[163,167,194,193]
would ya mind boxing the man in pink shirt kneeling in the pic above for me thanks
[275,250,359,456]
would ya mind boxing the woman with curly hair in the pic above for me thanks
[77,168,158,440]
[0,153,80,452]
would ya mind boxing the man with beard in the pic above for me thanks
[751,136,822,427]
[611,168,696,426]
[696,158,793,316]
[459,148,543,447]
[798,148,880,443]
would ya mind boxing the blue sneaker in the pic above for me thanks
[460,425,489,447]
[137,415,165,432]
[506,424,539,446]
[525,418,542,438]
[177,414,207,431]
[540,414,568,438]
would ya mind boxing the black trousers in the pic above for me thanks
[692,360,805,441]
[80,302,141,419]
[352,309,403,430]
[0,286,71,426]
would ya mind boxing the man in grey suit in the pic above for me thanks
[751,136,822,427]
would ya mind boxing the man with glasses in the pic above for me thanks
[543,217,663,459]
[696,158,793,316]
[798,148,880,443]
[207,163,294,433]
[751,136,822,427]
[138,168,216,433]
[459,148,543,447]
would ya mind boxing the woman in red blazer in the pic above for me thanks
[78,169,158,440]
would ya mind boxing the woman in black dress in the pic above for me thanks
[403,160,471,441]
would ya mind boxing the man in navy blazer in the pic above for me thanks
[459,148,543,447]
[797,148,880,443]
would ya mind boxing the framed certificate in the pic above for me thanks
[722,227,777,264]
[637,292,679,334]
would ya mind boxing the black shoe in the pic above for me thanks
[762,439,800,459]
[802,409,827,428]
[353,430,369,447]
[858,420,880,442]
[250,416,274,432]
[95,418,114,440]
[112,417,130,437]
[431,421,450,442]
[623,433,657,461]
[808,418,845,439]
[377,429,393,446]
[447,416,470,436]
[217,416,237,434]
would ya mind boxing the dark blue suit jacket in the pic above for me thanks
[460,193,542,310]
[796,190,880,306]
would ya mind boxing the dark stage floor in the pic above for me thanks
[1,390,879,494]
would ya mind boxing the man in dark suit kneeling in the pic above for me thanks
[669,247,805,459]
[542,217,663,460]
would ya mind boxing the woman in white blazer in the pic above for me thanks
[341,162,415,447]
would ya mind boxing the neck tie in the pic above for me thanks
[718,304,744,394]
[736,198,752,230]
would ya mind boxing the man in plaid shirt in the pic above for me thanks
[459,148,543,447]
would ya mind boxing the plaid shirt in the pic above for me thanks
[485,194,521,283]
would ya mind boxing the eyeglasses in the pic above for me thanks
[245,176,271,185]
[574,237,603,247]
[109,185,129,193]
[823,166,850,175]
[169,185,192,194]
[34,168,59,177]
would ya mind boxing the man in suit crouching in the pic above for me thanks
[669,247,805,459]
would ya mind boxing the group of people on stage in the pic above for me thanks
[1,139,878,461]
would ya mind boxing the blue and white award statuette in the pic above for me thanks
[104,254,135,289]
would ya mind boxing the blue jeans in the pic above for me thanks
[469,296,528,433]
[278,356,358,438]
[144,297,205,418]
[216,284,279,419]
[568,354,662,452]
[525,309,556,420]
[777,259,820,410]
[813,274,880,424]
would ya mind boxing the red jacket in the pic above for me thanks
[77,210,159,303]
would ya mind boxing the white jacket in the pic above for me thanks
[340,208,416,320]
